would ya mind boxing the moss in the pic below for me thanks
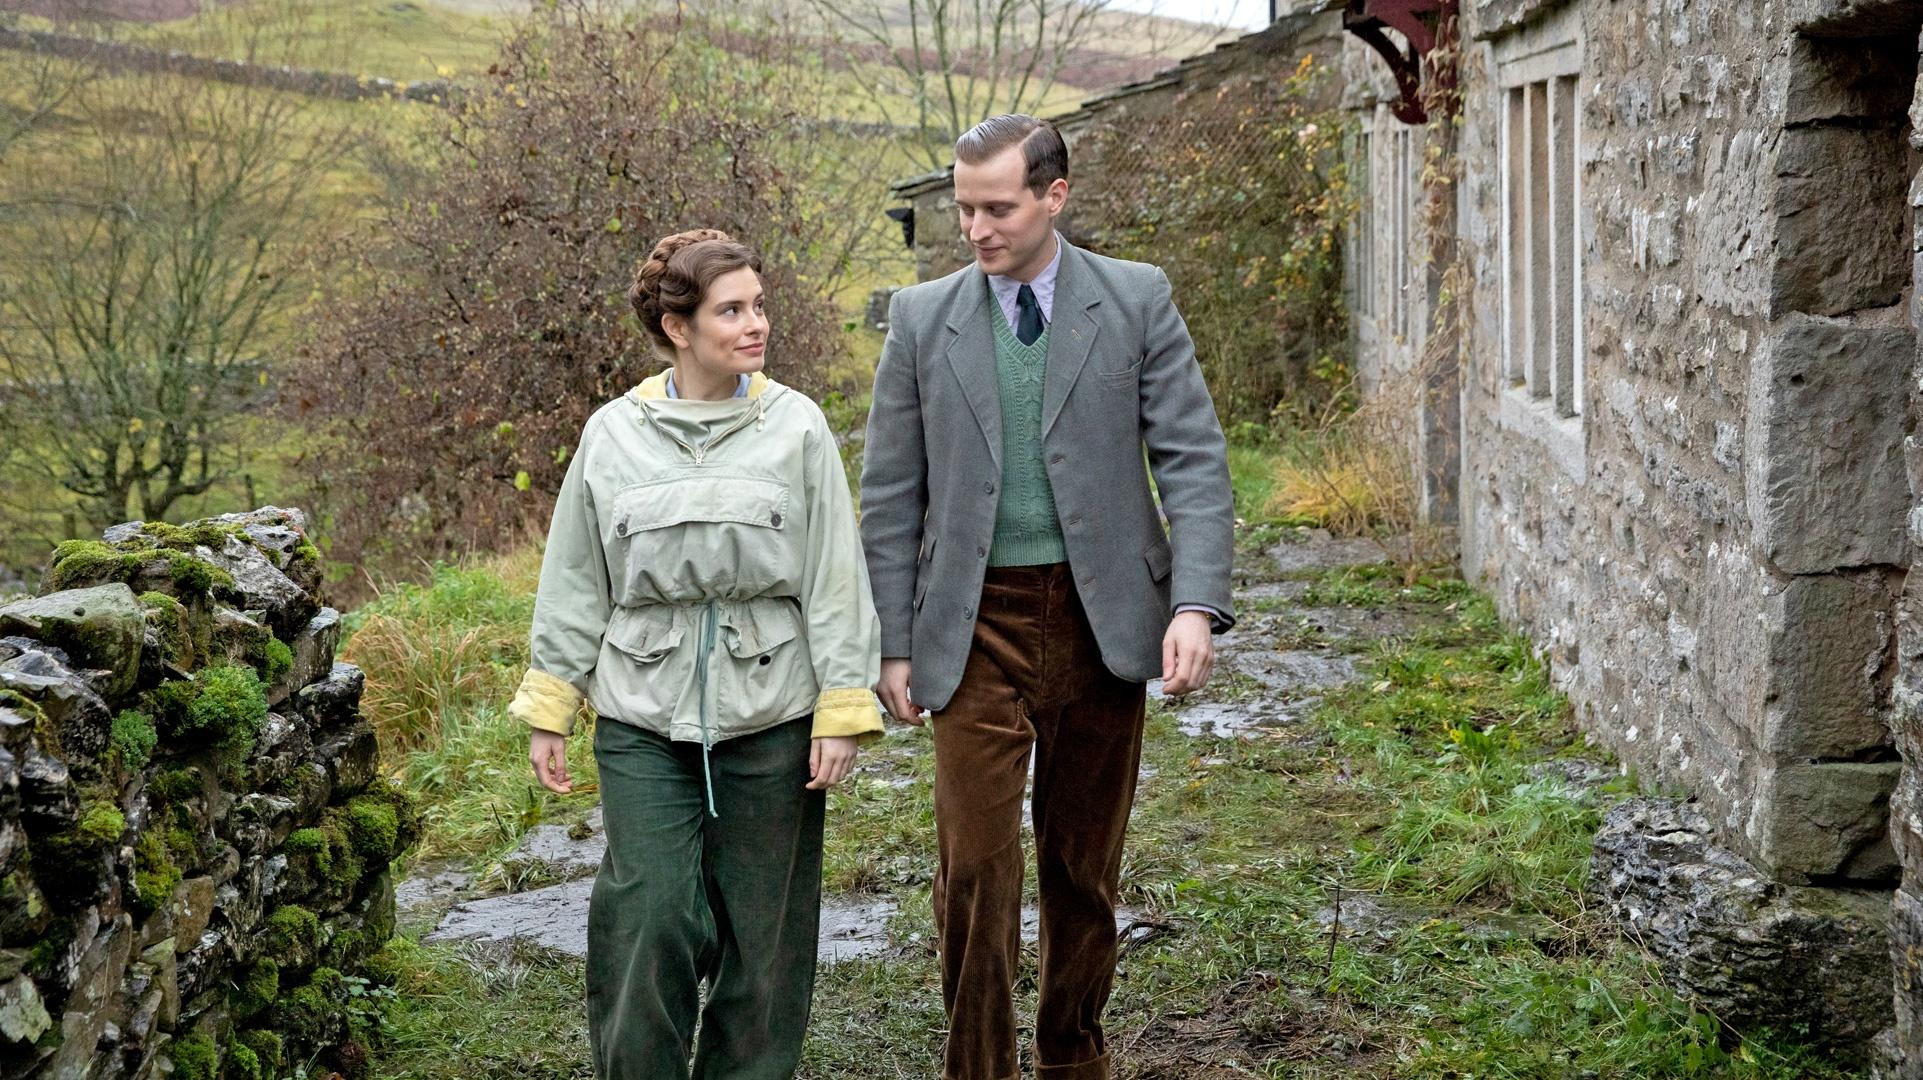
[169,1032,219,1080]
[285,827,331,867]
[211,615,271,670]
[75,800,125,846]
[230,957,279,1018]
[293,539,322,566]
[149,765,203,804]
[343,797,399,860]
[236,1030,282,1075]
[138,590,182,614]
[133,830,182,913]
[362,941,407,988]
[110,710,157,772]
[351,779,423,856]
[261,636,294,684]
[47,540,146,590]
[264,905,321,961]
[143,680,199,732]
[0,689,57,759]
[276,966,346,1043]
[221,1039,261,1080]
[322,927,366,968]
[166,551,234,595]
[144,521,241,550]
[188,665,268,743]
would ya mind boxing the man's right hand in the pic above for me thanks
[879,658,922,725]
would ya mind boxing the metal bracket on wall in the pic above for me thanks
[1343,0,1460,125]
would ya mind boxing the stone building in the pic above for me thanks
[891,0,1923,1069]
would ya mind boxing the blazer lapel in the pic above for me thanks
[1041,243,1101,439]
[943,272,1002,472]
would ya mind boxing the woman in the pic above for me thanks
[507,228,884,1079]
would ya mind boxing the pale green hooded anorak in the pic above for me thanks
[509,371,884,750]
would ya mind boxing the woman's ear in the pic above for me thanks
[661,312,691,351]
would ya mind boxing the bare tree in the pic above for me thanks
[803,0,1114,168]
[0,62,348,545]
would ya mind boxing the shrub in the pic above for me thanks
[1074,55,1353,426]
[287,0,847,572]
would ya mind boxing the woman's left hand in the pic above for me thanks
[807,736,858,790]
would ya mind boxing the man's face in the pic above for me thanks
[953,144,1067,281]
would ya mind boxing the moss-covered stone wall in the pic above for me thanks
[0,507,416,1079]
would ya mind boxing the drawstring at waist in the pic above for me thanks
[694,598,720,818]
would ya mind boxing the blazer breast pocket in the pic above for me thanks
[1095,357,1144,386]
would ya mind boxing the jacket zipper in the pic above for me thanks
[636,394,769,465]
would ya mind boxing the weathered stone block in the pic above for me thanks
[1752,760,1902,881]
[1746,315,1911,575]
[1891,885,1923,1075]
[1772,128,1911,317]
[0,586,144,702]
[268,608,340,709]
[1593,797,1892,1063]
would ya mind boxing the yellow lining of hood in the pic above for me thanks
[632,370,772,401]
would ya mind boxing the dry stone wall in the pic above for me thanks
[0,507,416,1079]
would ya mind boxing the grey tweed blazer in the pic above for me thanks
[859,240,1236,711]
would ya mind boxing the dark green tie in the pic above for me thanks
[1015,284,1044,346]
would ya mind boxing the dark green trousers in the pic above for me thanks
[587,716,825,1080]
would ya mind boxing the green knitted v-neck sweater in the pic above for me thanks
[988,299,1068,567]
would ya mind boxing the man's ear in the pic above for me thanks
[1046,177,1070,216]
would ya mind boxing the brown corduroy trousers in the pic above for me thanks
[930,563,1149,1080]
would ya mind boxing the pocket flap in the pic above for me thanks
[604,606,682,662]
[1144,538,1173,582]
[614,474,791,537]
[723,600,801,658]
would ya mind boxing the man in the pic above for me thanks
[859,114,1236,1080]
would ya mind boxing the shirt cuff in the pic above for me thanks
[811,687,886,744]
[1175,604,1231,632]
[509,668,585,736]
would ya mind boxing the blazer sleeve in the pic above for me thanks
[858,290,929,659]
[507,416,615,735]
[798,409,886,742]
[1137,266,1237,630]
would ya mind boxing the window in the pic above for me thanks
[1500,65,1580,417]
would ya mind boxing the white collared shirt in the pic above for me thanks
[985,232,1064,330]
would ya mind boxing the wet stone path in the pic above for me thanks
[402,529,1430,968]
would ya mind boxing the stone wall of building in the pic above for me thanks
[0,507,416,1079]
[1453,0,1913,894]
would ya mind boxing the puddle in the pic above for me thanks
[427,884,905,965]
[1226,650,1358,693]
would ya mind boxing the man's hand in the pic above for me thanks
[1160,610,1215,697]
[808,736,858,790]
[879,658,922,725]
[529,729,573,794]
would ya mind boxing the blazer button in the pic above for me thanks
[963,605,974,619]
[977,546,987,558]
[1050,453,1064,464]
[1068,516,1081,527]
[984,481,995,494]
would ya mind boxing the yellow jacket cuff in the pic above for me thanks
[810,687,885,744]
[510,668,584,736]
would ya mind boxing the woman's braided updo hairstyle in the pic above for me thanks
[627,229,763,357]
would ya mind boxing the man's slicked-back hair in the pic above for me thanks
[955,114,1069,197]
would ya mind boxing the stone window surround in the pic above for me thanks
[1491,2,1584,479]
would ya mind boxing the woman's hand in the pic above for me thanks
[807,736,858,790]
[529,730,573,794]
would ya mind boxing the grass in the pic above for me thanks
[359,536,1860,1077]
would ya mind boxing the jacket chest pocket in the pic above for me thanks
[613,474,790,535]
[608,473,793,598]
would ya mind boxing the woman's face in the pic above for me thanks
[663,266,768,380]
